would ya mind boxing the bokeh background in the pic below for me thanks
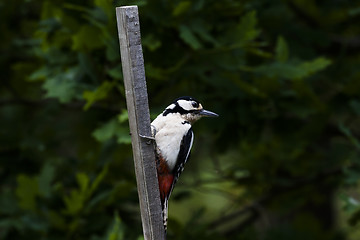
[2,0,360,239]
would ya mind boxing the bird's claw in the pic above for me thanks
[139,134,156,145]
[139,134,155,141]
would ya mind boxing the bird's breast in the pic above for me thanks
[151,115,191,171]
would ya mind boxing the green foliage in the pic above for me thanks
[275,36,289,63]
[92,111,131,144]
[179,24,203,50]
[16,175,39,211]
[83,81,116,110]
[42,67,81,103]
[255,57,332,80]
[106,213,125,240]
[237,11,261,44]
[2,0,360,239]
[63,165,108,215]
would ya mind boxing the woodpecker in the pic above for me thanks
[150,96,218,230]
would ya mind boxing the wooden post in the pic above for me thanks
[116,6,166,240]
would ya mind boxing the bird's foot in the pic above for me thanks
[139,134,155,141]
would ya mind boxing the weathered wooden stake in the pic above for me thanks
[116,6,166,240]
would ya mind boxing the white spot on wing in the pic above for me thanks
[186,131,194,163]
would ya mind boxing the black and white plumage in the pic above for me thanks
[150,96,218,231]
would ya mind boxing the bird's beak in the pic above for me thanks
[198,109,219,117]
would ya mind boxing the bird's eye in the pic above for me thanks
[192,101,199,108]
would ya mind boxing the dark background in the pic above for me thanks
[1,0,360,239]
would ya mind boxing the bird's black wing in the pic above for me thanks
[171,127,194,188]
[162,127,193,231]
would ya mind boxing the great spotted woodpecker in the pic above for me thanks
[150,96,218,230]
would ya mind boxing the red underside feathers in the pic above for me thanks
[156,155,174,205]
[158,174,174,204]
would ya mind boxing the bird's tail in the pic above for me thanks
[162,198,169,232]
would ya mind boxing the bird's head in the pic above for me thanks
[163,96,218,123]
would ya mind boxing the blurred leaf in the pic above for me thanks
[42,67,79,103]
[92,117,131,144]
[349,100,360,116]
[297,57,332,77]
[339,122,360,150]
[94,0,113,18]
[77,172,90,196]
[248,47,272,58]
[229,75,267,98]
[179,24,202,50]
[191,19,219,46]
[78,52,97,82]
[0,218,24,239]
[348,7,360,16]
[145,64,167,80]
[117,109,128,123]
[20,214,48,232]
[349,208,360,226]
[28,66,50,82]
[237,10,260,44]
[173,1,191,16]
[0,190,18,215]
[112,181,135,198]
[107,66,123,79]
[41,1,63,20]
[340,193,360,212]
[255,57,331,80]
[38,163,55,198]
[116,128,132,144]
[142,34,162,51]
[105,38,120,61]
[89,164,108,195]
[87,190,112,210]
[63,166,108,215]
[16,175,39,211]
[83,81,116,110]
[275,36,289,62]
[342,167,360,185]
[62,173,89,215]
[72,25,104,51]
[47,210,66,229]
[106,212,124,240]
[63,187,86,215]
[93,118,119,142]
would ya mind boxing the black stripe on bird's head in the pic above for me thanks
[163,96,218,123]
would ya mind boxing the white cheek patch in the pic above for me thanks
[177,100,193,111]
